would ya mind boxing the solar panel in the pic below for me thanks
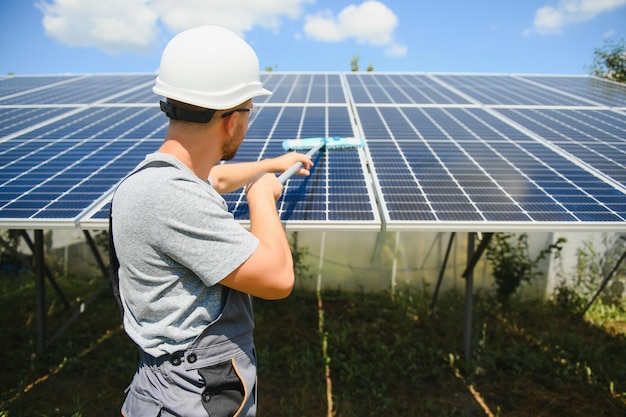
[219,103,379,229]
[433,74,596,106]
[0,74,155,105]
[0,104,165,226]
[345,73,472,104]
[0,75,81,98]
[359,106,626,229]
[0,107,77,137]
[0,72,625,233]
[259,73,347,104]
[496,108,626,187]
[348,73,626,231]
[520,75,626,107]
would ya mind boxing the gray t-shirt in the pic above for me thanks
[112,153,259,357]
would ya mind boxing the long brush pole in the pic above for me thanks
[277,139,325,184]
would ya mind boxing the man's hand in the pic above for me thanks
[245,172,284,202]
[271,152,314,178]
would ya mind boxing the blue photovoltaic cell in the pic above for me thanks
[104,85,161,104]
[242,105,354,153]
[0,104,165,222]
[219,104,375,223]
[521,75,626,107]
[345,73,472,104]
[434,74,594,106]
[0,107,76,137]
[0,138,162,220]
[0,74,155,105]
[358,106,626,226]
[497,109,626,186]
[5,107,166,141]
[89,202,111,220]
[224,149,373,222]
[259,73,346,104]
[0,75,80,98]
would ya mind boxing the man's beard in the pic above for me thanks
[221,123,246,161]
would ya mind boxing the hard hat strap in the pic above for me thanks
[159,100,216,123]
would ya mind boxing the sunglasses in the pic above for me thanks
[221,106,258,124]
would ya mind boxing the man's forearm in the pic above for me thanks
[210,160,274,194]
[210,153,313,194]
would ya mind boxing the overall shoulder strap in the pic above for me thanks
[108,160,176,318]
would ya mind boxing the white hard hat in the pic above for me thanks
[153,25,271,110]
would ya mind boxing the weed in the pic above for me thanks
[554,236,626,317]
[487,233,565,303]
[1,235,626,416]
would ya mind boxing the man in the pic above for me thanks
[111,25,313,417]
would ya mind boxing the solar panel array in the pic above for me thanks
[0,72,625,232]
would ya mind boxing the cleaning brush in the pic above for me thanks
[278,136,365,184]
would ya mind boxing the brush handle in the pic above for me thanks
[278,140,325,184]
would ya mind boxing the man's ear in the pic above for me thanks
[222,112,238,136]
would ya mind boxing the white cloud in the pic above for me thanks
[37,0,311,53]
[37,0,159,53]
[525,0,626,36]
[385,43,408,58]
[151,0,310,37]
[303,1,407,56]
[37,0,406,58]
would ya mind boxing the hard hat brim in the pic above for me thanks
[153,79,272,110]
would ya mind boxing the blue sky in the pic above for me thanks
[1,0,625,76]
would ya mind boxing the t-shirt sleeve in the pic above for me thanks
[154,175,259,286]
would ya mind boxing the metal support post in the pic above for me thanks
[431,232,456,312]
[461,232,493,361]
[462,233,475,361]
[390,232,400,298]
[34,230,46,352]
[19,230,70,309]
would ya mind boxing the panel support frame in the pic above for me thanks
[16,229,109,351]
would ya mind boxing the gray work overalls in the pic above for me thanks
[111,160,257,416]
[121,288,257,417]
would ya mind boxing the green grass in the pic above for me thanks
[1,270,625,416]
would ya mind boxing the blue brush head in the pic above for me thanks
[282,136,364,151]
